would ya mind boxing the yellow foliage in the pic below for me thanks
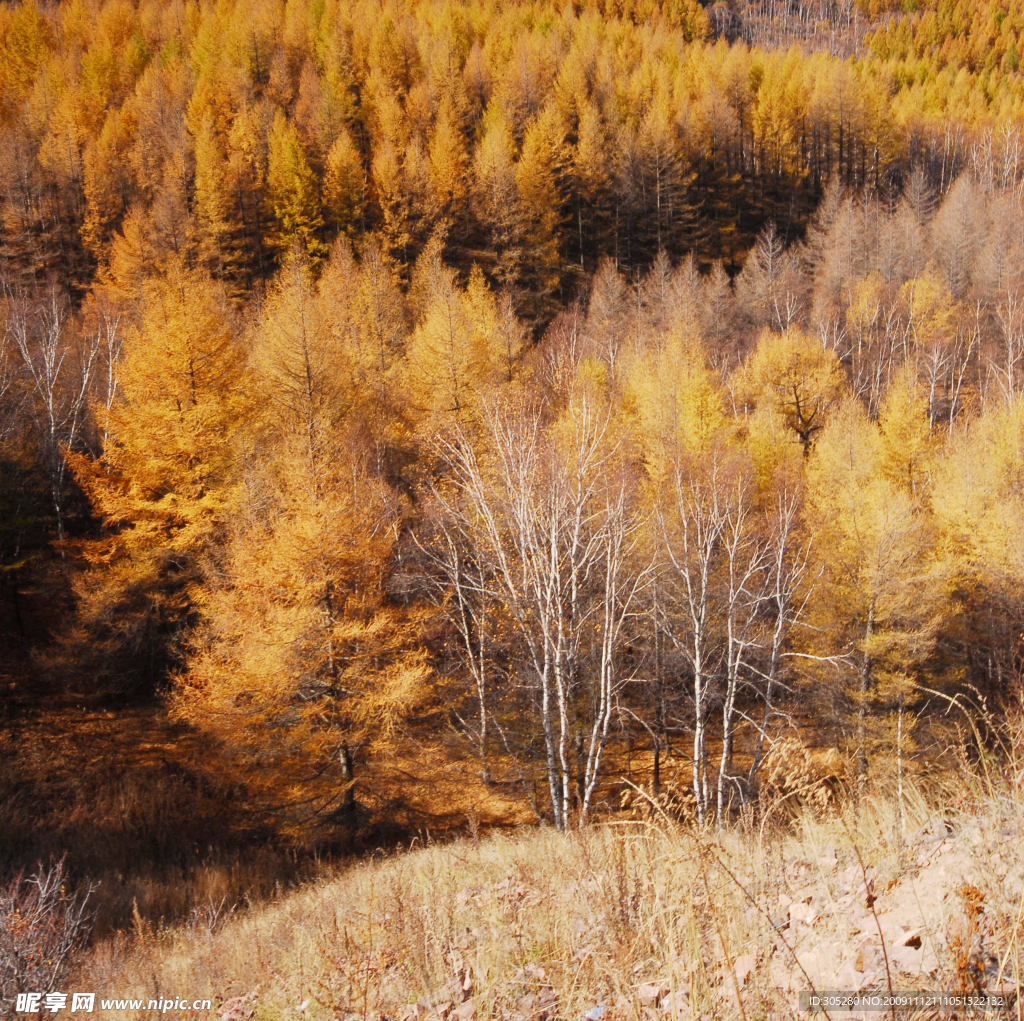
[171,251,430,823]
[739,328,845,453]
[877,363,935,494]
[323,126,366,239]
[402,255,518,428]
[744,403,803,492]
[624,327,725,476]
[901,260,959,349]
[932,395,1024,587]
[804,396,951,772]
[72,258,249,554]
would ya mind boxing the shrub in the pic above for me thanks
[0,858,93,1020]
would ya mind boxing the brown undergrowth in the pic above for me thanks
[0,697,532,937]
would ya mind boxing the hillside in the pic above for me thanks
[70,762,1024,1019]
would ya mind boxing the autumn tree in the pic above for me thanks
[739,328,845,453]
[323,126,366,240]
[266,110,326,263]
[64,258,249,688]
[426,99,469,235]
[436,380,649,829]
[473,112,521,286]
[4,285,100,542]
[514,105,565,309]
[932,396,1024,703]
[173,253,429,824]
[404,243,526,434]
[192,107,237,273]
[570,100,614,271]
[804,397,950,803]
[655,444,799,825]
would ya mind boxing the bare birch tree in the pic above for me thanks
[4,286,102,542]
[415,490,497,782]
[436,391,648,829]
[660,451,729,826]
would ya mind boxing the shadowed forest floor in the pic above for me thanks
[0,559,533,935]
[0,693,538,936]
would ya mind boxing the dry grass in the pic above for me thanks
[0,699,532,938]
[71,758,1024,1020]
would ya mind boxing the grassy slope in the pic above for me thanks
[72,767,1024,1020]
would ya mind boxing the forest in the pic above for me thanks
[4,0,1024,855]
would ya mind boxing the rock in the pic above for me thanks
[396,1006,429,1021]
[795,945,843,988]
[660,990,689,1016]
[734,954,756,988]
[889,945,925,977]
[871,910,929,949]
[636,983,668,1008]
[834,960,870,989]
[796,950,819,974]
[789,901,817,927]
